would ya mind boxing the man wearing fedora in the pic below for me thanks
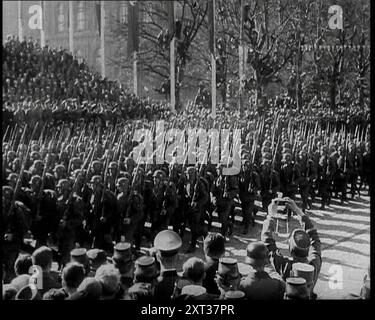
[261,197,322,299]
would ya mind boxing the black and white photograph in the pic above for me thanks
[1,0,370,305]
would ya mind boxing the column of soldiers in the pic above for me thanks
[2,118,370,281]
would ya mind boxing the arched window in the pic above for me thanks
[57,3,65,32]
[120,1,127,24]
[76,1,85,31]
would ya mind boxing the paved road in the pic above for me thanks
[167,189,370,299]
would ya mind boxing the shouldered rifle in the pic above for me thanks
[8,123,39,217]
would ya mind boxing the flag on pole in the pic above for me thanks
[128,1,139,57]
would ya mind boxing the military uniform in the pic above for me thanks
[259,160,280,210]
[56,180,85,267]
[297,153,317,212]
[184,167,209,253]
[212,165,239,238]
[239,161,260,234]
[2,186,29,282]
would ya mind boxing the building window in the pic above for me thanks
[57,3,65,32]
[77,1,85,31]
[120,1,127,24]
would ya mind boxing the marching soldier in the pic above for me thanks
[259,158,280,210]
[185,166,209,253]
[2,186,29,282]
[152,170,178,235]
[297,150,317,212]
[335,147,347,203]
[212,164,239,239]
[24,175,58,246]
[56,179,85,267]
[280,153,300,201]
[347,143,359,199]
[126,168,145,251]
[89,175,118,254]
[239,159,260,234]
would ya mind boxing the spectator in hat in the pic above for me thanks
[31,246,61,296]
[239,241,285,300]
[215,258,241,299]
[87,248,107,276]
[128,256,159,299]
[70,248,90,275]
[111,242,134,294]
[202,232,225,296]
[153,230,182,300]
[261,197,322,299]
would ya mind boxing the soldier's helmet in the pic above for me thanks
[54,164,66,174]
[282,141,291,149]
[71,157,81,166]
[7,150,16,160]
[153,170,166,180]
[262,152,272,160]
[30,175,42,186]
[33,160,44,170]
[30,151,41,161]
[3,185,14,199]
[116,177,129,188]
[90,175,102,186]
[56,179,71,190]
[7,173,19,184]
[108,162,118,170]
[92,161,102,171]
